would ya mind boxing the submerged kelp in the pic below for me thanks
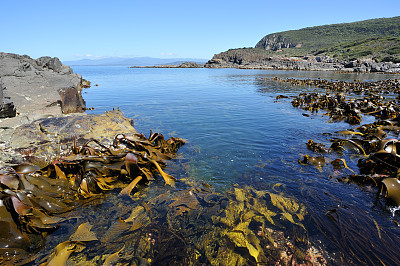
[36,184,326,265]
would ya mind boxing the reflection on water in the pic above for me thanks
[74,66,400,264]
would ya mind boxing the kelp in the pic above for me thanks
[0,130,185,265]
[299,104,400,208]
[50,183,325,266]
[205,186,311,265]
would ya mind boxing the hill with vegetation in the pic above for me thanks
[207,16,400,69]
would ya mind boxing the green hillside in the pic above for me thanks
[256,16,400,52]
[317,36,400,62]
[213,16,400,63]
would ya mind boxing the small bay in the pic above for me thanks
[75,66,400,263]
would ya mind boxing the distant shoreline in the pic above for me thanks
[128,57,400,73]
[130,61,203,69]
[203,56,400,73]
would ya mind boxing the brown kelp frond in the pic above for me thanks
[40,222,98,265]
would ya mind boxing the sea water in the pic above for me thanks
[73,66,400,262]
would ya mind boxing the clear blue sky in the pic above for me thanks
[2,0,399,61]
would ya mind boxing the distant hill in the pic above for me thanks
[210,16,400,64]
[63,57,208,66]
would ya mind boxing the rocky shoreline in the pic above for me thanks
[204,55,400,73]
[128,56,400,73]
[130,61,203,68]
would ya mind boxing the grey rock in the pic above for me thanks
[178,62,202,68]
[255,34,298,51]
[205,54,400,73]
[35,56,63,72]
[0,52,85,122]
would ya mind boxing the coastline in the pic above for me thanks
[127,57,400,73]
[204,56,400,73]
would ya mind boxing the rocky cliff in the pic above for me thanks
[255,34,300,51]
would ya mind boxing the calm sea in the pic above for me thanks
[73,66,400,262]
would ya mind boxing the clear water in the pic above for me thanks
[74,66,400,261]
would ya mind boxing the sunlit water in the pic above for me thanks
[73,66,400,261]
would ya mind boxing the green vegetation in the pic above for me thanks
[318,37,400,62]
[213,16,400,63]
[256,16,400,50]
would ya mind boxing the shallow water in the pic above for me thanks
[74,66,400,263]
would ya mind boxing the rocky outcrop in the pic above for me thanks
[178,62,203,68]
[0,52,86,120]
[255,34,299,51]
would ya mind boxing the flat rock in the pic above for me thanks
[0,110,138,167]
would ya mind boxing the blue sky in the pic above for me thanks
[2,0,399,61]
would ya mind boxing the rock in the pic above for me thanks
[35,56,63,72]
[130,62,203,68]
[0,52,86,126]
[58,87,86,114]
[205,51,400,73]
[178,62,203,68]
[255,34,298,51]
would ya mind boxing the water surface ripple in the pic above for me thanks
[75,66,400,262]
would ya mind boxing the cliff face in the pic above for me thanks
[0,52,86,120]
[255,34,299,51]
